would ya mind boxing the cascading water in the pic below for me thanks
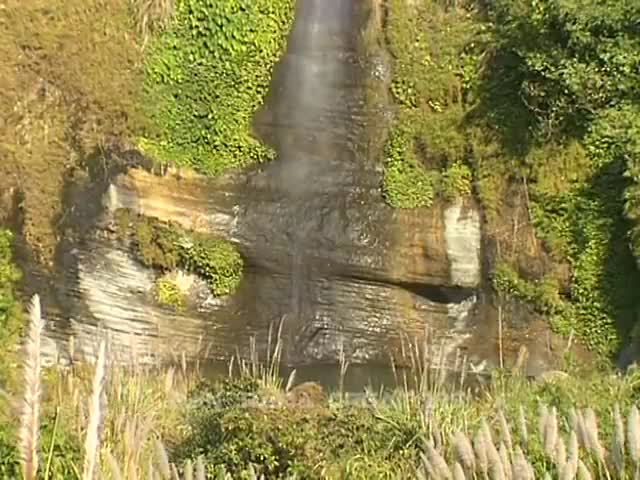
[37,0,496,383]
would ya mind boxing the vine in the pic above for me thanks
[382,0,482,209]
[140,0,295,175]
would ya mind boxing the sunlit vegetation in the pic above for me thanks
[383,0,640,355]
[139,0,295,175]
[0,0,146,265]
[115,209,243,298]
[2,298,640,478]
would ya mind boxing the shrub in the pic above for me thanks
[154,277,185,310]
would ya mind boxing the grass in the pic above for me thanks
[2,292,640,479]
[0,0,145,266]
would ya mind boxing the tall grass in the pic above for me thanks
[9,293,640,478]
[18,294,44,480]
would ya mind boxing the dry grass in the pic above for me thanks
[132,0,176,44]
[0,0,145,265]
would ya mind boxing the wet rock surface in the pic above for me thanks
[30,0,578,380]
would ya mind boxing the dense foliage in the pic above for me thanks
[384,0,640,354]
[163,368,640,479]
[481,0,640,354]
[382,0,480,208]
[140,0,295,175]
[116,209,243,297]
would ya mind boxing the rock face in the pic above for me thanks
[34,0,571,377]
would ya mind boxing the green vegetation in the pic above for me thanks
[5,301,640,479]
[154,277,185,310]
[116,209,243,297]
[0,0,146,265]
[139,0,295,175]
[383,0,640,355]
[0,230,22,384]
[381,0,481,208]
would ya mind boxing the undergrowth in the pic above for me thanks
[4,296,640,479]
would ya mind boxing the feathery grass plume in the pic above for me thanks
[419,452,439,479]
[19,294,45,480]
[498,409,513,452]
[164,367,175,395]
[452,430,475,472]
[154,436,171,479]
[481,418,495,446]
[577,460,593,480]
[555,435,567,470]
[107,451,123,480]
[612,404,625,475]
[518,406,528,449]
[543,406,559,458]
[486,440,506,480]
[196,456,205,480]
[473,428,489,476]
[499,442,512,480]
[183,459,193,480]
[575,409,589,449]
[147,457,154,480]
[171,464,180,479]
[452,462,466,480]
[629,405,640,465]
[583,407,605,463]
[82,339,107,480]
[538,404,549,445]
[566,430,579,479]
[569,408,579,437]
[512,446,534,480]
[559,462,576,480]
[424,440,452,479]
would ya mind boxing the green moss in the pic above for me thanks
[181,235,243,297]
[140,0,295,176]
[116,210,243,298]
[382,119,438,209]
[154,278,185,310]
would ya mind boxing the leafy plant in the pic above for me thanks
[140,0,295,176]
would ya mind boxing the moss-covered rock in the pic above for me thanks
[115,209,243,298]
